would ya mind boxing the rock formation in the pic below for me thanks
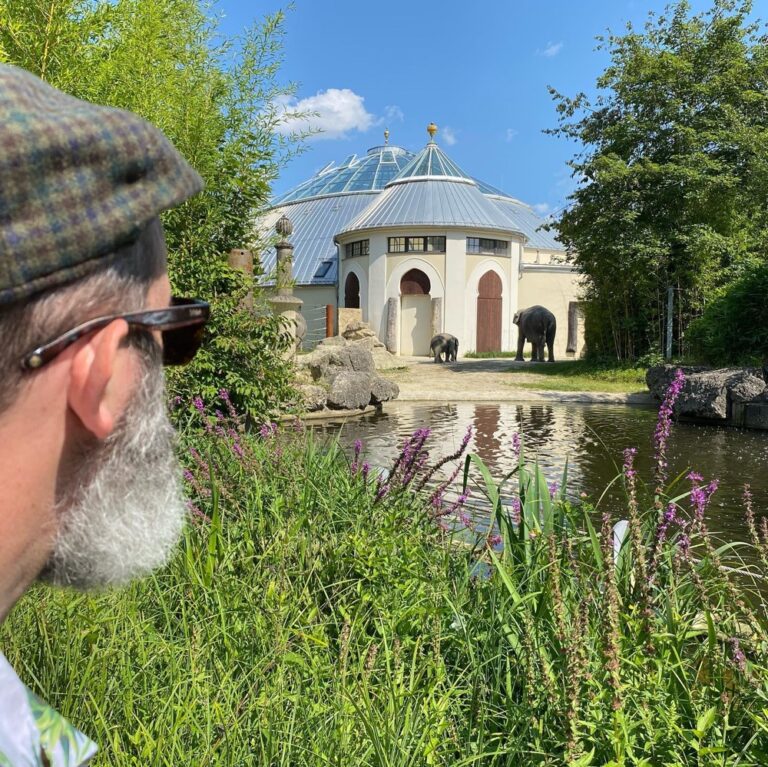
[646,365,768,429]
[294,322,400,413]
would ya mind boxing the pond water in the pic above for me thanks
[312,401,768,543]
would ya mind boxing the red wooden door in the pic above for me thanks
[476,271,502,353]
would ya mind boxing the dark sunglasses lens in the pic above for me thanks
[162,324,206,366]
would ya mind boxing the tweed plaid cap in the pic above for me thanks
[0,65,203,305]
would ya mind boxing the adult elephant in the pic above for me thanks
[430,333,459,363]
[514,305,556,362]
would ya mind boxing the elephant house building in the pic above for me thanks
[258,124,584,359]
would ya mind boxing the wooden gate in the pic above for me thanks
[476,271,502,353]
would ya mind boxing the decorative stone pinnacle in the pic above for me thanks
[275,214,293,238]
[384,128,389,145]
[427,122,438,142]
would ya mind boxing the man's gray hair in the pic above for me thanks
[0,219,167,415]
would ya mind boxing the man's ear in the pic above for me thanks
[67,319,130,440]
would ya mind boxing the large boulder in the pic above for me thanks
[297,384,327,412]
[646,365,709,401]
[299,344,375,382]
[646,365,767,420]
[371,347,405,371]
[327,371,374,410]
[342,320,384,346]
[370,377,399,404]
[675,371,731,420]
[728,371,766,403]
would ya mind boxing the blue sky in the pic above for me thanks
[216,0,765,216]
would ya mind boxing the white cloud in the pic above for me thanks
[505,128,518,142]
[533,202,552,216]
[381,104,404,124]
[275,88,374,140]
[441,126,458,146]
[537,41,563,57]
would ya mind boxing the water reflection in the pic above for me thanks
[313,401,768,543]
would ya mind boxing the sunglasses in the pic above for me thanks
[21,297,210,371]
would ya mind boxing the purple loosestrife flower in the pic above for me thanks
[487,533,502,548]
[623,447,637,480]
[509,497,522,526]
[729,637,747,673]
[193,396,205,413]
[259,422,278,439]
[351,439,363,474]
[361,462,370,481]
[548,481,559,499]
[688,472,719,524]
[512,432,521,458]
[653,368,685,490]
[415,425,472,494]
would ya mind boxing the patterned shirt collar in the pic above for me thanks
[0,652,97,766]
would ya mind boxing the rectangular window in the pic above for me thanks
[466,237,508,255]
[345,239,369,258]
[388,236,445,253]
[426,236,446,252]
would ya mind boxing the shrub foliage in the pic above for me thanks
[687,261,768,364]
[550,0,768,361]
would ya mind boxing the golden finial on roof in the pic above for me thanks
[384,128,389,145]
[427,122,438,142]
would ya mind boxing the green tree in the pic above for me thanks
[549,0,768,361]
[0,0,302,418]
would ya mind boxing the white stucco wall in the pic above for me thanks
[517,265,584,359]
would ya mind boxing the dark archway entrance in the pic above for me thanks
[344,272,360,308]
[476,271,502,353]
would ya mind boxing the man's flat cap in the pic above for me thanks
[0,65,203,305]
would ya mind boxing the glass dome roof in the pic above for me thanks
[387,141,471,184]
[271,145,415,205]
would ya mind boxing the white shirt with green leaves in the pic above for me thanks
[0,652,97,766]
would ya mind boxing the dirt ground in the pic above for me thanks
[381,356,653,405]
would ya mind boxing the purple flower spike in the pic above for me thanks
[729,637,747,673]
[622,447,637,480]
[511,432,521,458]
[548,481,559,499]
[509,497,521,526]
[653,368,685,488]
[193,396,205,413]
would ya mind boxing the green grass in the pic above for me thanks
[506,359,648,393]
[3,404,768,764]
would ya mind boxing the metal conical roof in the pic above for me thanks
[387,140,472,185]
[270,145,414,205]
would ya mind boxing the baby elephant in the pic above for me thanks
[430,333,459,363]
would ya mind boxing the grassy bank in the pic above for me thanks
[3,390,768,764]
[504,359,648,393]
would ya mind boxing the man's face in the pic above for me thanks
[40,275,188,589]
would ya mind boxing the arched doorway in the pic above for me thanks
[344,272,360,308]
[476,271,502,353]
[400,268,431,356]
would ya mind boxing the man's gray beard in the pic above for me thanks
[40,364,186,590]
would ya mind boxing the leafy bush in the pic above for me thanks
[687,261,768,365]
[4,380,768,764]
